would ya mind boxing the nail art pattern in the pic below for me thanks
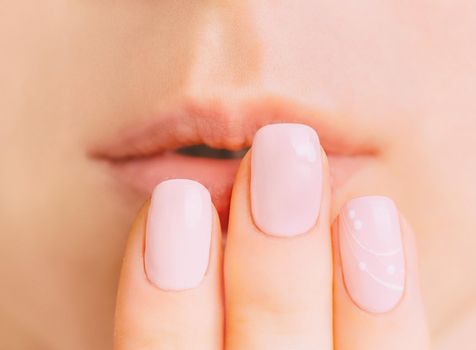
[339,196,405,313]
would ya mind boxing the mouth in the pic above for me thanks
[90,97,377,229]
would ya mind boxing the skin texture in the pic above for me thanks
[1,1,476,349]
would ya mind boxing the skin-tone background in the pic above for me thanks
[1,1,475,349]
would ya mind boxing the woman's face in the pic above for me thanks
[1,1,475,348]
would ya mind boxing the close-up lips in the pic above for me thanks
[90,97,376,229]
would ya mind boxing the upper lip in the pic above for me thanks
[89,96,377,161]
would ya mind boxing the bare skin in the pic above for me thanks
[1,1,475,349]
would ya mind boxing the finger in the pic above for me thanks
[114,179,223,350]
[224,124,333,350]
[333,196,430,350]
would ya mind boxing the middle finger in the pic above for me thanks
[224,124,333,350]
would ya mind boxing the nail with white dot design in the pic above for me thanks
[339,196,405,313]
[348,209,356,219]
[353,220,363,231]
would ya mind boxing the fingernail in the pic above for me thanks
[251,123,323,237]
[145,179,212,291]
[339,196,405,313]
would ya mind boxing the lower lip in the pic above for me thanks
[109,152,242,229]
[106,151,369,229]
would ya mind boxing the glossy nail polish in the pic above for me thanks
[339,196,405,313]
[251,123,323,237]
[145,179,212,291]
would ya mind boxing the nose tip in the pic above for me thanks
[185,4,263,97]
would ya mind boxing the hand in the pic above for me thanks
[113,124,430,349]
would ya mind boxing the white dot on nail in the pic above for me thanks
[358,262,367,271]
[348,209,356,219]
[386,265,396,275]
[353,220,363,230]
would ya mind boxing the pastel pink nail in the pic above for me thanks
[339,196,405,313]
[251,123,323,237]
[145,179,212,291]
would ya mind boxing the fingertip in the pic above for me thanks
[332,196,430,349]
[114,179,224,350]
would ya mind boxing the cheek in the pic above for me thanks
[246,1,476,149]
[249,2,419,118]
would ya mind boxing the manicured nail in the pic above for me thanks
[251,123,323,237]
[145,179,212,291]
[339,196,405,313]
